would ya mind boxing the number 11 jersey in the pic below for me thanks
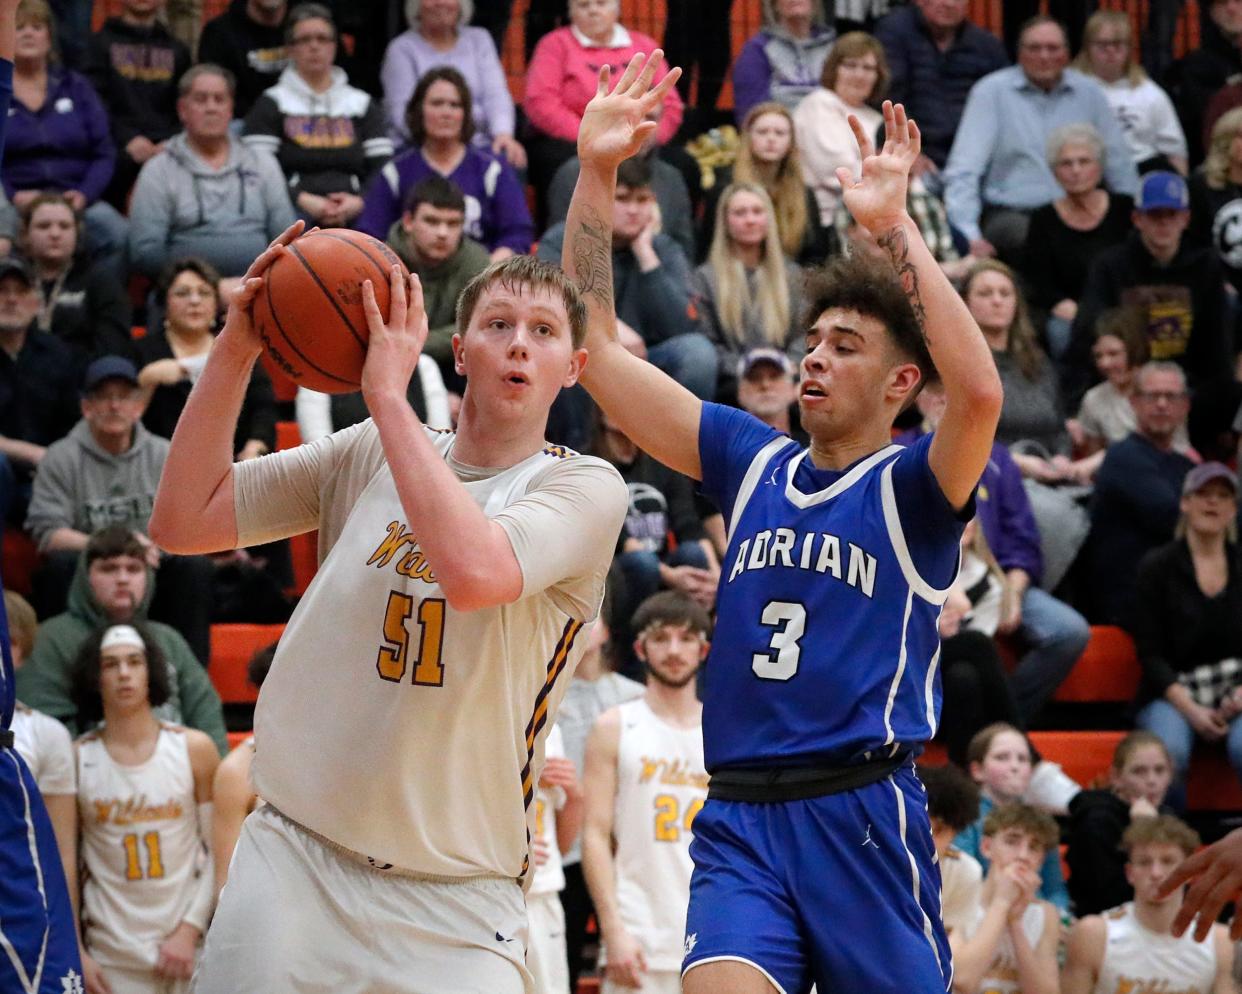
[697,404,969,772]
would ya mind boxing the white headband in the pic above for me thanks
[100,625,144,653]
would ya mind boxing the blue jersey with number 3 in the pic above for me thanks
[698,404,970,772]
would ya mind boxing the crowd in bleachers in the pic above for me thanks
[6,0,1242,991]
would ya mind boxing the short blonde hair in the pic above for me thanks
[982,803,1059,855]
[16,0,57,62]
[1204,107,1242,191]
[455,255,587,348]
[4,591,37,661]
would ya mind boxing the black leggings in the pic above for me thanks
[938,629,1025,767]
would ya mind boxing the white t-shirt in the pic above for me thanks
[962,900,1048,994]
[1092,902,1216,994]
[939,846,983,937]
[1099,75,1188,166]
[235,421,627,880]
[12,701,74,796]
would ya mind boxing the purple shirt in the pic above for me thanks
[379,27,515,146]
[357,146,533,254]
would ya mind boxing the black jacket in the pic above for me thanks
[197,0,288,118]
[85,18,191,149]
[1167,18,1242,165]
[1129,538,1242,706]
[35,253,134,359]
[0,324,84,475]
[1066,789,1176,915]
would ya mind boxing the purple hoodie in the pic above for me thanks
[2,67,114,203]
[897,426,1044,582]
[357,146,533,255]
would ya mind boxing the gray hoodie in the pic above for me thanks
[127,130,296,278]
[26,419,170,550]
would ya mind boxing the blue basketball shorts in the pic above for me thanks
[0,748,83,994]
[682,763,951,994]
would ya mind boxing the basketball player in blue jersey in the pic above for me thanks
[564,57,1004,994]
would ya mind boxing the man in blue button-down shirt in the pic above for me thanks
[943,16,1139,263]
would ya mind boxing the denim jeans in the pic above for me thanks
[1136,697,1242,783]
[1009,586,1091,722]
[647,332,718,401]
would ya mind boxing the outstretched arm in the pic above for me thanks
[563,53,704,481]
[837,103,1002,511]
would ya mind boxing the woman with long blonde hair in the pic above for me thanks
[692,182,803,394]
[1189,107,1242,299]
[1074,9,1187,174]
[698,101,828,264]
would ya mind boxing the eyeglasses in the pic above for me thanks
[839,60,880,74]
[169,286,216,300]
[292,32,334,45]
[1135,390,1187,403]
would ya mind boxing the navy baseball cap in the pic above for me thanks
[0,256,34,286]
[83,355,140,393]
[1136,171,1189,212]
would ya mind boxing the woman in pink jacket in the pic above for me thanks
[522,0,681,215]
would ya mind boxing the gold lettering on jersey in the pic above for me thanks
[367,521,437,583]
[638,756,710,790]
[91,794,184,826]
[1110,980,1207,994]
[727,528,878,598]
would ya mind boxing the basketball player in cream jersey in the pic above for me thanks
[1063,815,1234,994]
[147,60,674,994]
[582,592,709,994]
[73,624,218,994]
[528,724,582,994]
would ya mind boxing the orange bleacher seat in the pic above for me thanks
[575,979,601,994]
[0,530,39,596]
[275,420,302,451]
[1053,626,1141,704]
[288,530,318,597]
[210,623,285,705]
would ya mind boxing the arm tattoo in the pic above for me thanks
[876,224,929,336]
[570,204,614,313]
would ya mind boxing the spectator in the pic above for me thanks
[1067,171,1232,420]
[0,255,82,526]
[136,258,276,461]
[590,412,717,643]
[950,803,1061,994]
[71,621,217,994]
[5,589,76,911]
[731,0,835,125]
[14,525,227,751]
[537,156,717,402]
[243,3,392,231]
[1021,124,1135,361]
[18,193,133,359]
[954,724,1072,907]
[793,31,886,225]
[1066,730,1175,916]
[127,64,296,285]
[380,0,522,166]
[944,16,1138,263]
[522,0,681,203]
[908,374,1089,724]
[553,610,644,991]
[1086,361,1196,624]
[0,0,127,268]
[376,174,487,395]
[693,182,803,395]
[1063,816,1233,994]
[547,100,696,262]
[84,0,191,209]
[1189,107,1242,302]
[197,0,288,118]
[358,66,532,259]
[964,261,1080,483]
[1074,10,1188,176]
[919,764,983,939]
[735,347,804,443]
[1130,462,1242,794]
[1167,0,1242,167]
[699,101,829,265]
[211,642,272,896]
[873,0,1007,174]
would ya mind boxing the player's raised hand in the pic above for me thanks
[577,50,681,169]
[218,219,308,353]
[1159,827,1242,940]
[836,100,920,234]
[361,267,429,407]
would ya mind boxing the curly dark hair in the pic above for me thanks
[802,252,933,383]
[920,764,980,833]
[405,66,475,148]
[72,622,171,730]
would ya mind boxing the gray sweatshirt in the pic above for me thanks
[127,131,296,278]
[26,419,170,549]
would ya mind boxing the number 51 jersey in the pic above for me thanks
[698,404,970,772]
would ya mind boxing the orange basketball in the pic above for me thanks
[254,229,410,394]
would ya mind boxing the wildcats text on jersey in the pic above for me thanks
[366,521,436,584]
[726,526,878,598]
[640,756,710,791]
[90,795,184,827]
